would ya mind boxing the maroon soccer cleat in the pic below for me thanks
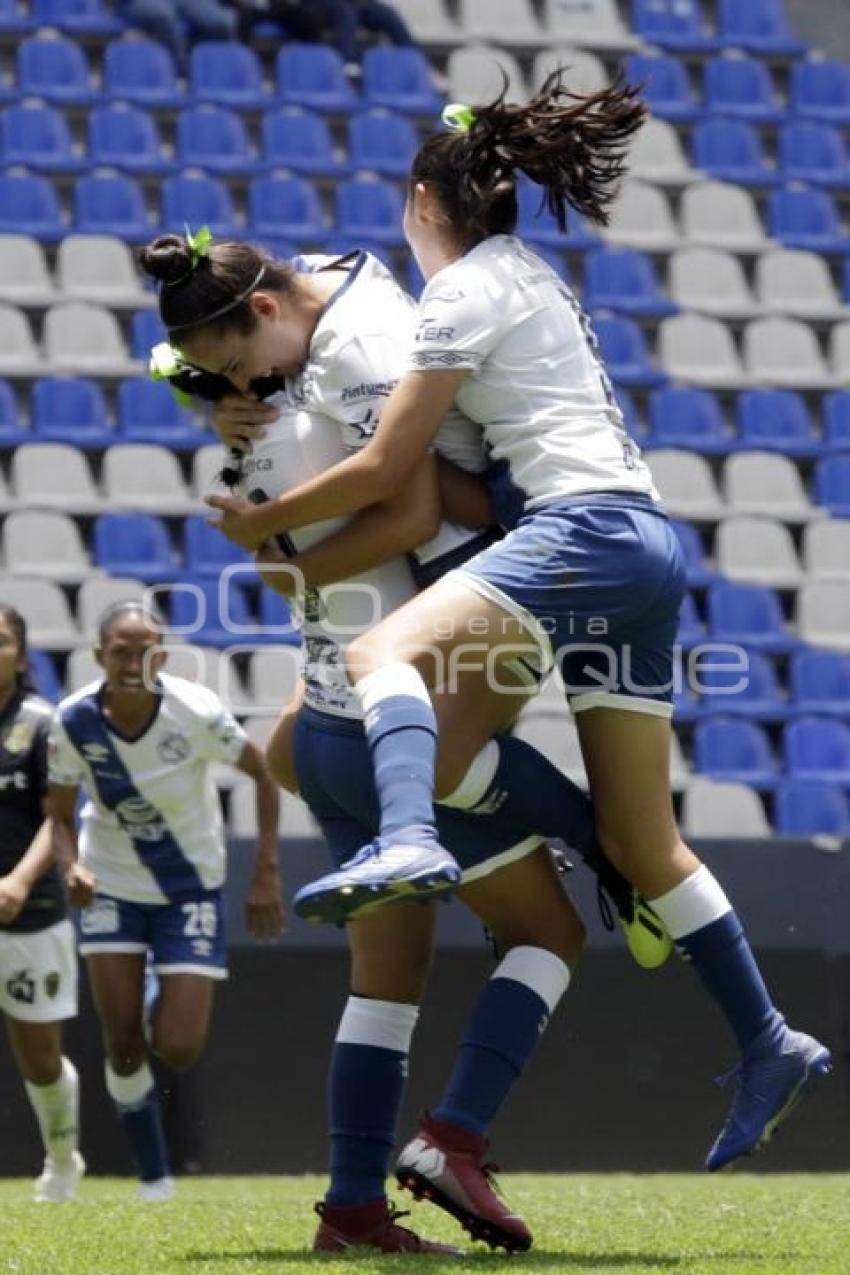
[396,1114,533,1253]
[312,1198,463,1255]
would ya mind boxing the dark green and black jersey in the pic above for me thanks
[0,690,64,934]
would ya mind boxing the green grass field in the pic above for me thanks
[2,1175,846,1275]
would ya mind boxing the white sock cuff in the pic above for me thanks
[492,945,571,1016]
[356,663,432,716]
[25,1056,77,1103]
[649,865,732,941]
[105,1061,155,1108]
[336,996,419,1053]
[440,740,500,810]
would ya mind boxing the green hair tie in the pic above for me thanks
[442,102,476,132]
[149,341,193,407]
[185,224,213,269]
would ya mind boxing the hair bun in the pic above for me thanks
[138,234,193,286]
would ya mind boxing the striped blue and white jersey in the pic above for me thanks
[48,673,247,905]
[409,234,659,512]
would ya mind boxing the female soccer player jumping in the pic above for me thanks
[205,74,831,1178]
[0,605,83,1201]
[48,602,283,1199]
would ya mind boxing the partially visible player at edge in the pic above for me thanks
[47,602,283,1200]
[0,605,83,1201]
[206,73,831,1178]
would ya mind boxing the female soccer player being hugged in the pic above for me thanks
[48,602,283,1200]
[0,606,83,1201]
[206,73,831,1176]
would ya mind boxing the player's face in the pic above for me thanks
[182,290,312,395]
[96,617,166,697]
[0,618,25,696]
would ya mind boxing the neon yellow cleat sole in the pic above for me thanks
[619,893,674,970]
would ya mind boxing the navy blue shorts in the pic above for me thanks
[447,493,686,717]
[77,890,227,979]
[294,706,542,879]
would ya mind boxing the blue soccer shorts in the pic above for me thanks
[77,889,228,980]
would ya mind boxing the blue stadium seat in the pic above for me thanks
[117,378,212,450]
[736,390,820,458]
[790,59,850,125]
[322,236,394,271]
[697,649,786,721]
[88,105,173,175]
[774,779,850,836]
[614,388,644,442]
[176,105,259,176]
[716,0,806,54]
[0,173,64,242]
[1,103,83,172]
[592,316,666,388]
[170,577,259,649]
[648,387,730,454]
[766,189,847,255]
[17,35,97,105]
[625,53,700,123]
[349,110,418,178]
[671,518,715,588]
[708,582,797,653]
[190,41,268,109]
[248,175,325,242]
[184,515,253,578]
[334,179,406,246]
[583,248,676,318]
[823,390,850,451]
[277,44,357,112]
[33,0,120,34]
[703,57,784,124]
[692,119,779,186]
[0,379,28,445]
[31,376,113,446]
[790,650,850,718]
[362,46,442,113]
[784,717,850,784]
[161,175,236,239]
[93,513,179,584]
[0,0,35,32]
[779,122,850,189]
[813,455,850,517]
[631,0,718,51]
[516,180,569,248]
[258,587,300,644]
[29,649,62,703]
[103,39,183,109]
[261,108,346,176]
[74,173,152,243]
[130,311,165,361]
[693,718,779,789]
[677,591,704,650]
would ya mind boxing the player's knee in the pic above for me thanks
[155,1034,205,1073]
[344,633,380,684]
[103,1024,147,1074]
[492,912,586,968]
[15,1036,62,1086]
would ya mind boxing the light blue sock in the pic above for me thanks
[327,997,418,1206]
[434,947,570,1134]
[650,866,784,1053]
[357,664,438,845]
[105,1061,171,1183]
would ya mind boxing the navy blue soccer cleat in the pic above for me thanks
[294,833,461,927]
[705,1024,832,1172]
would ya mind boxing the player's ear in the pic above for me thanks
[249,291,280,321]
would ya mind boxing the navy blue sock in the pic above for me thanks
[358,666,438,843]
[651,867,783,1053]
[434,948,569,1135]
[327,998,417,1205]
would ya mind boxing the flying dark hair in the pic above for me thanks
[412,70,647,243]
[0,604,34,695]
[138,235,297,340]
[97,600,167,646]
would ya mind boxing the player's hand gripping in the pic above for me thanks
[246,860,286,943]
[65,862,98,909]
[211,394,277,455]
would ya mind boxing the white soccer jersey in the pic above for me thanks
[409,235,660,510]
[48,674,247,905]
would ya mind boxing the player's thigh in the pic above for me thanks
[151,973,217,1070]
[3,1015,63,1086]
[432,663,535,798]
[265,681,306,794]
[457,843,585,967]
[347,900,437,1003]
[85,952,147,1049]
[576,707,700,898]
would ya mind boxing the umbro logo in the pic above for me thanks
[80,743,111,763]
[400,1137,445,1178]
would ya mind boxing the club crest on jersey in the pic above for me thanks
[44,971,60,999]
[6,969,35,1005]
[157,730,191,764]
[3,722,33,754]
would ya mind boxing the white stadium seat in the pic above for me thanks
[531,46,609,95]
[604,181,681,252]
[10,443,102,514]
[2,510,94,583]
[0,236,57,308]
[829,321,850,381]
[629,118,696,187]
[723,452,815,523]
[755,250,847,322]
[459,0,547,47]
[103,444,194,513]
[76,576,148,639]
[646,450,725,521]
[668,247,760,319]
[56,236,154,311]
[385,0,461,42]
[683,778,771,838]
[0,305,42,377]
[681,181,767,254]
[715,516,803,588]
[658,314,751,389]
[797,581,850,652]
[162,644,253,716]
[802,521,850,581]
[44,302,139,378]
[541,0,639,50]
[744,317,835,390]
[65,645,100,692]
[447,44,527,103]
[0,577,79,649]
[192,444,228,502]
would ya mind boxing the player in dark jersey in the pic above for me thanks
[0,605,83,1201]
